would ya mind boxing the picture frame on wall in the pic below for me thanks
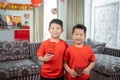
[6,15,12,25]
[13,16,22,26]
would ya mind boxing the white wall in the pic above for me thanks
[0,0,33,27]
[84,0,92,39]
[7,0,33,27]
[43,0,57,40]
[0,0,33,41]
[85,0,120,49]
[1,0,6,2]
[58,0,67,40]
[0,30,14,41]
[43,0,67,40]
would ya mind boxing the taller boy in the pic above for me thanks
[37,19,68,80]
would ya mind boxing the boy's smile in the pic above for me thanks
[75,38,82,43]
[49,23,63,38]
[72,28,86,45]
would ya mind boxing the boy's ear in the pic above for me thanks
[84,34,87,39]
[62,29,64,32]
[85,34,87,37]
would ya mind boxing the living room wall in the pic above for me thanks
[85,0,120,49]
[6,0,33,28]
[0,0,33,41]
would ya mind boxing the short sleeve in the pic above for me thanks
[64,41,69,50]
[37,42,45,57]
[64,48,70,63]
[89,47,96,62]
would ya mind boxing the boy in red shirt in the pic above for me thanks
[64,24,96,80]
[37,19,68,80]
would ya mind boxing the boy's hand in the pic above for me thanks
[82,67,90,75]
[69,69,78,77]
[43,53,54,62]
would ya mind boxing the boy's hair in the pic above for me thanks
[49,19,63,29]
[72,24,87,34]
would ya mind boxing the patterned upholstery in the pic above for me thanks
[90,48,120,80]
[94,54,120,76]
[0,59,39,80]
[0,40,120,80]
[29,42,43,67]
[66,39,120,80]
[29,42,41,58]
[0,41,41,80]
[103,47,120,57]
[0,41,29,61]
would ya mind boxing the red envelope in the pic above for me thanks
[74,67,84,75]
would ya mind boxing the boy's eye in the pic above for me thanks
[75,34,83,36]
[51,27,60,30]
[75,34,78,36]
[57,28,60,30]
[51,28,54,30]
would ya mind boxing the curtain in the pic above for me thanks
[30,5,43,42]
[67,0,84,39]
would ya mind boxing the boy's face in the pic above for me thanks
[72,28,86,45]
[48,23,63,38]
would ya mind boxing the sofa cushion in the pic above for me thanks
[87,38,106,54]
[0,41,29,61]
[0,59,40,79]
[93,54,120,76]
[31,56,43,67]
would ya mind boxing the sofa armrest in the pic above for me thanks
[29,42,43,67]
[103,47,120,57]
[31,56,43,67]
[29,42,42,58]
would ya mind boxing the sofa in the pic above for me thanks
[86,38,120,80]
[0,41,42,80]
[0,39,120,80]
[66,38,120,80]
[90,48,120,80]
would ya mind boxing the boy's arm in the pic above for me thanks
[38,54,54,62]
[83,61,95,74]
[82,47,96,74]
[38,56,45,62]
[87,61,95,70]
[37,42,54,62]
[64,62,71,73]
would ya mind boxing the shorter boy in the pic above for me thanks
[64,24,96,80]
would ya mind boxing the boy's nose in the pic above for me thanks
[53,29,58,32]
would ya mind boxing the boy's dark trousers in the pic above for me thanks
[40,75,65,80]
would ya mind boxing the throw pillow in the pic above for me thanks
[66,40,87,46]
[87,38,106,54]
[66,40,74,46]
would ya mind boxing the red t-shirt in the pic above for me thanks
[64,45,96,80]
[37,39,68,78]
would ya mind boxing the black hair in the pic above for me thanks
[72,24,87,34]
[49,18,63,29]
